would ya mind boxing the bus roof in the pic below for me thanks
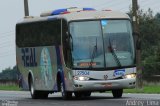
[58,10,130,21]
[17,10,130,24]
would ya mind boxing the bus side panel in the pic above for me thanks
[63,67,74,91]
[16,46,58,91]
[57,46,74,91]
[16,46,29,90]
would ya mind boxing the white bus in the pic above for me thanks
[16,7,136,99]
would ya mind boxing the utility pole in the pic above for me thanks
[24,0,29,16]
[132,0,142,89]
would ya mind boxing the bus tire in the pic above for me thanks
[29,77,48,99]
[60,82,72,100]
[112,89,123,98]
[74,92,83,98]
[29,77,38,99]
[83,92,91,97]
[74,92,91,98]
[38,92,48,99]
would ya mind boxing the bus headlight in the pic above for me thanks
[125,74,136,79]
[74,76,90,81]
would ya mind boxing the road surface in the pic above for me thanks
[0,91,160,106]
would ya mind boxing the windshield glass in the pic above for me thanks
[70,21,104,68]
[69,20,135,69]
[102,20,135,68]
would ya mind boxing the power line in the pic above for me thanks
[0,30,14,36]
[0,32,14,39]
[139,0,160,11]
[94,0,117,9]
[119,4,131,11]
[147,2,160,10]
[0,45,15,49]
[0,40,14,46]
[0,51,16,58]
[0,43,15,49]
[1,34,14,40]
[101,0,130,10]
[0,52,16,58]
[94,0,160,13]
[0,38,14,43]
[139,0,150,7]
[0,48,15,54]
[0,43,15,48]
[92,0,118,10]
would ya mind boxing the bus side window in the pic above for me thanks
[16,20,61,47]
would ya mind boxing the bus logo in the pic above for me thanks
[21,48,37,67]
[113,69,125,77]
[104,75,108,80]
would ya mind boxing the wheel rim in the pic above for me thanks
[30,81,34,95]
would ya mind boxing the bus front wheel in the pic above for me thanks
[74,92,82,98]
[74,92,91,98]
[112,89,123,98]
[84,92,91,97]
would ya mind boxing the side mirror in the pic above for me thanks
[66,32,73,51]
[133,32,141,50]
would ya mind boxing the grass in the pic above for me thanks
[0,85,21,91]
[0,83,160,94]
[124,85,160,94]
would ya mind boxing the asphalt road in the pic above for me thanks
[0,91,160,106]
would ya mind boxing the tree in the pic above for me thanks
[138,9,160,82]
[128,8,160,82]
[0,66,18,80]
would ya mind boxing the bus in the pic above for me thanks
[16,7,136,99]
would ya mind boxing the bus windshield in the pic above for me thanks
[69,20,135,69]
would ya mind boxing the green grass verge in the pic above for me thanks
[124,85,160,94]
[0,85,21,91]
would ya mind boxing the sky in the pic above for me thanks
[0,0,160,72]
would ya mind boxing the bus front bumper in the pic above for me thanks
[72,78,136,91]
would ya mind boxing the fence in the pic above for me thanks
[0,80,18,86]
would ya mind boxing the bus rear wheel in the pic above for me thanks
[112,89,123,98]
[29,77,48,99]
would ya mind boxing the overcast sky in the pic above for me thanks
[0,0,160,72]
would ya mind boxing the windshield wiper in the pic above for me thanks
[108,38,122,67]
[89,38,97,68]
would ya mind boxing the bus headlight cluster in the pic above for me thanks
[74,76,90,81]
[125,73,136,79]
